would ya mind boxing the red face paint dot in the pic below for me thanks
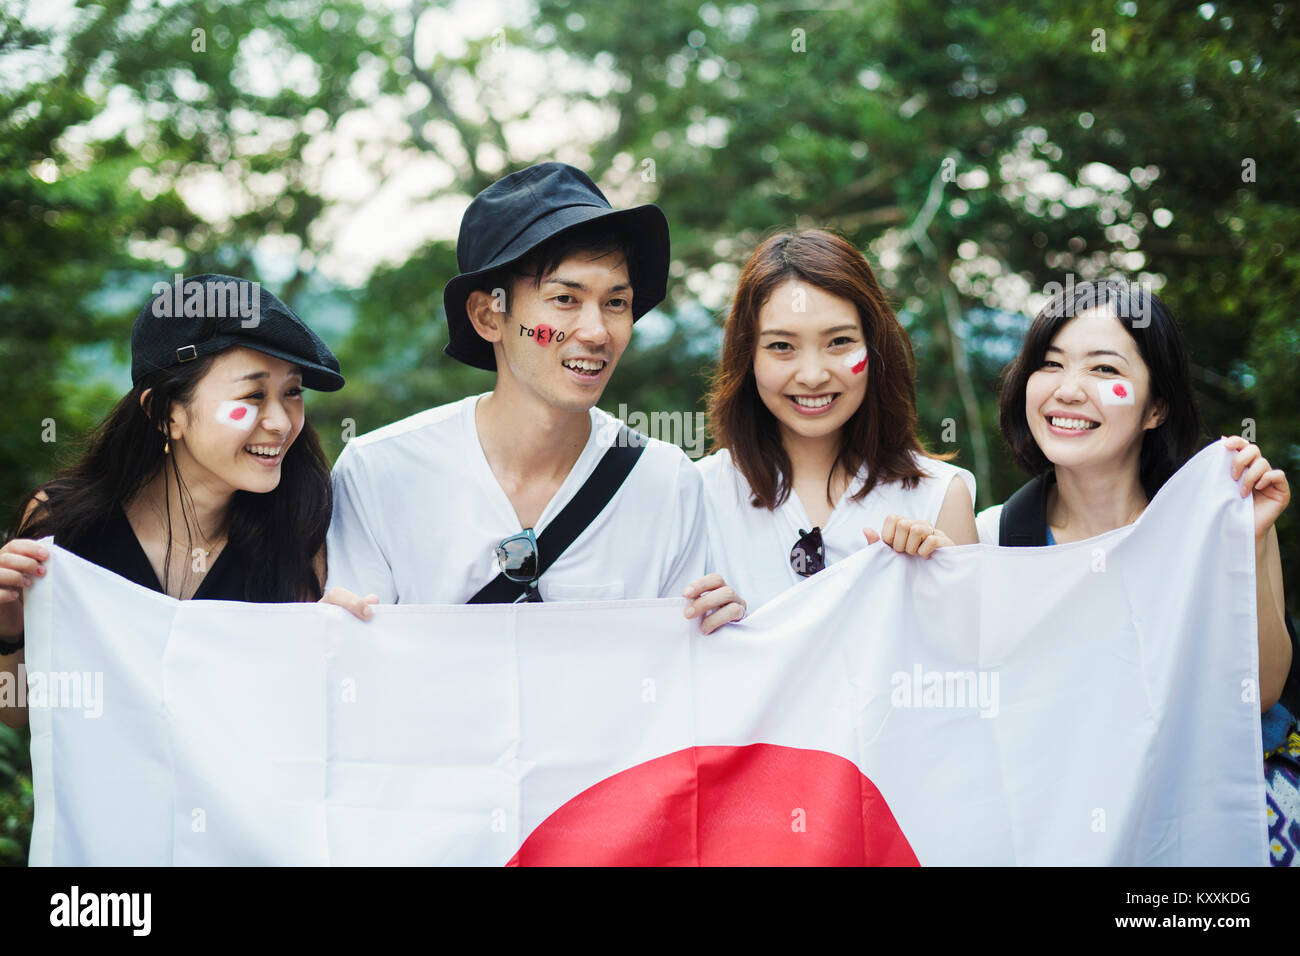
[1113,384,1127,398]
[845,347,868,376]
[508,743,919,866]
[229,406,248,420]
[534,323,556,345]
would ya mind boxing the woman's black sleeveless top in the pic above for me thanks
[55,500,249,601]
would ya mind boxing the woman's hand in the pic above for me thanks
[0,538,49,638]
[320,587,379,621]
[863,516,954,558]
[683,573,746,635]
[1222,435,1290,541]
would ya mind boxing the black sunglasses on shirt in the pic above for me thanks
[790,527,826,577]
[495,527,543,603]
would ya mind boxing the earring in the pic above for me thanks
[164,439,170,455]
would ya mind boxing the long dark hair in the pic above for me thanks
[997,278,1203,499]
[707,228,946,510]
[11,352,331,602]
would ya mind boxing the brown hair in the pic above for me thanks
[706,228,946,510]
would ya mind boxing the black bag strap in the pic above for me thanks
[999,471,1054,548]
[468,425,647,604]
[1281,611,1300,718]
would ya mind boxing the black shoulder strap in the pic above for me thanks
[468,425,647,604]
[999,471,1054,548]
[1281,613,1300,718]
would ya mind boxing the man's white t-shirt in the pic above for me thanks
[697,449,976,612]
[325,395,710,603]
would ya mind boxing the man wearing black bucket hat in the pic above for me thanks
[326,163,743,629]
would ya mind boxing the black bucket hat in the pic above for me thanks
[130,274,344,391]
[443,162,670,371]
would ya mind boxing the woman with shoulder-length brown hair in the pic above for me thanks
[684,228,978,615]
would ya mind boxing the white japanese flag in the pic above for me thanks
[1098,379,1136,405]
[23,440,1266,865]
[213,400,258,429]
[844,347,868,375]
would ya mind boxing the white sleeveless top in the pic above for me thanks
[697,449,976,612]
[975,504,1004,545]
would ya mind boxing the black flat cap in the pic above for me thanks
[131,274,344,391]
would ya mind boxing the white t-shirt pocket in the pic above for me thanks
[543,581,626,602]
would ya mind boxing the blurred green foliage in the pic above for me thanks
[1,0,1297,864]
[0,722,30,864]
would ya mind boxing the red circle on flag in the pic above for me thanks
[508,743,920,866]
[1112,383,1127,398]
[230,405,248,420]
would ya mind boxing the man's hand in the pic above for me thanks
[683,573,746,635]
[320,587,380,621]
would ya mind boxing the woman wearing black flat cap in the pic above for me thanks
[0,275,375,728]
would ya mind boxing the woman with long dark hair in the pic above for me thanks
[977,278,1297,864]
[0,275,375,728]
[687,229,977,616]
